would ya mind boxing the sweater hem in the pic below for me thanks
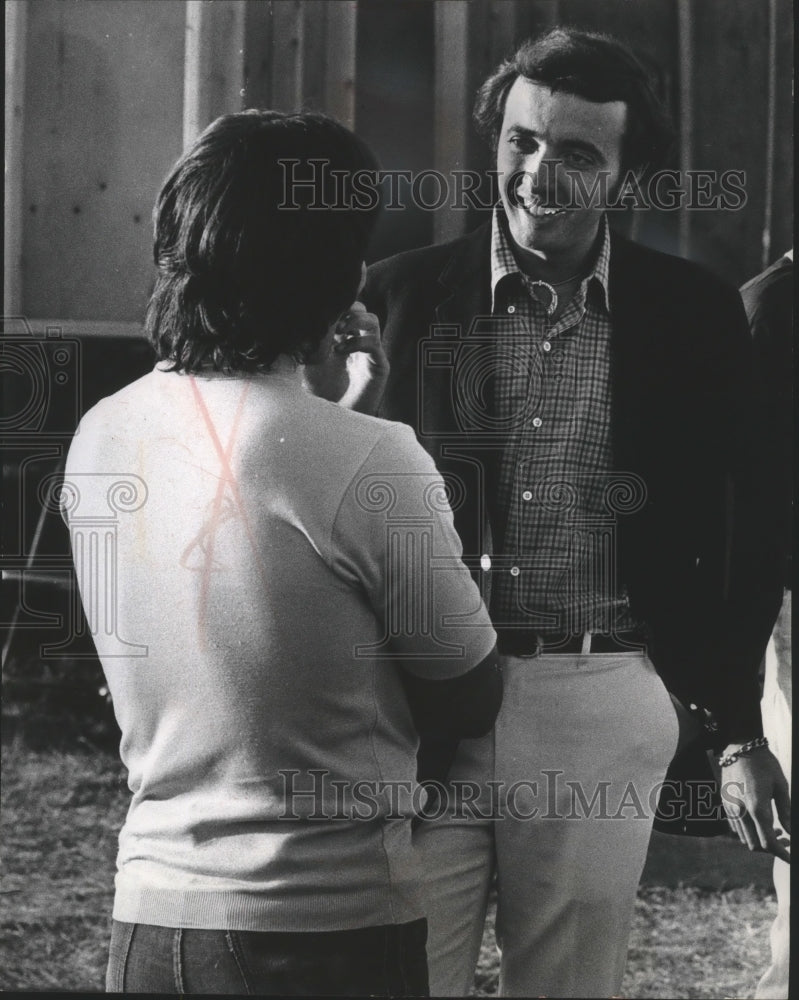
[112,882,424,932]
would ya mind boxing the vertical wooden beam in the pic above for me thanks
[183,0,247,149]
[270,0,304,112]
[771,0,792,262]
[489,0,521,67]
[689,0,771,283]
[324,0,357,128]
[184,1,212,147]
[761,0,778,268]
[301,0,327,112]
[676,0,693,259]
[243,0,274,109]
[433,1,471,244]
[5,0,28,315]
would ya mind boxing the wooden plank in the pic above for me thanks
[4,0,28,316]
[22,0,185,321]
[270,0,303,112]
[183,1,207,146]
[301,0,327,113]
[243,0,274,109]
[489,0,521,68]
[760,0,777,268]
[770,0,793,263]
[690,0,771,284]
[676,0,693,259]
[353,0,435,259]
[433,1,471,244]
[183,0,247,148]
[210,0,247,117]
[324,0,357,128]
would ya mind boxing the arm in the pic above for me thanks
[329,423,499,788]
[711,283,788,859]
[401,645,502,785]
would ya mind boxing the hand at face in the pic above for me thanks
[722,746,790,863]
[303,302,389,415]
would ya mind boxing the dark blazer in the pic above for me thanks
[364,221,783,745]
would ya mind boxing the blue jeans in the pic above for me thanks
[106,918,429,995]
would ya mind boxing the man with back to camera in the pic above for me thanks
[359,28,789,998]
[62,109,502,995]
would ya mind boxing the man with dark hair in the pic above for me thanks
[65,109,502,995]
[362,28,787,998]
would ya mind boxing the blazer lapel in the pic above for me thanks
[428,222,499,569]
[434,221,492,330]
[607,230,653,472]
[414,222,492,441]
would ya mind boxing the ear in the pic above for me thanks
[357,261,367,296]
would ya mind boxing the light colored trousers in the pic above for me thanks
[755,589,791,1000]
[416,651,678,998]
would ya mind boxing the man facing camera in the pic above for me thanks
[363,29,788,998]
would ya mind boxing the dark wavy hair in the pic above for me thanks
[473,28,674,178]
[146,110,380,373]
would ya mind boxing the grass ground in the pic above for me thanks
[1,741,777,997]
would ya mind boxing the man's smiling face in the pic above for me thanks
[497,77,627,263]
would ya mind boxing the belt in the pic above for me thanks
[496,628,650,657]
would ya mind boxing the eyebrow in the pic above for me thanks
[505,125,605,161]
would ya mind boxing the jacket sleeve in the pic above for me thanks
[401,646,502,786]
[702,283,783,744]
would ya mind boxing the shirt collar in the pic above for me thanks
[490,206,612,314]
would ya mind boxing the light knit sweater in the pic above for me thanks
[65,366,495,931]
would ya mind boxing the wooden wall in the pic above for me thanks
[17,1,185,323]
[4,0,794,330]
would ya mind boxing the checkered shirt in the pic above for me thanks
[487,207,637,634]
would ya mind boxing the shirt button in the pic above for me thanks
[510,566,520,577]
[507,305,516,314]
[532,417,542,428]
[522,490,533,501]
[480,554,492,572]
[542,341,551,352]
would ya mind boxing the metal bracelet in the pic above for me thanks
[717,735,769,768]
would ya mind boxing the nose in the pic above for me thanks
[516,150,560,200]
